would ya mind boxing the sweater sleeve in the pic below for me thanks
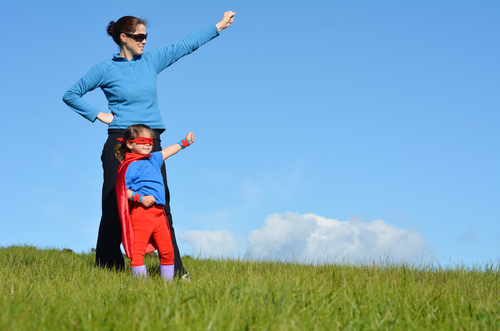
[62,62,109,122]
[146,25,220,73]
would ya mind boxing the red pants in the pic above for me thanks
[130,204,174,267]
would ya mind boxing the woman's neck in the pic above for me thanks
[119,49,134,61]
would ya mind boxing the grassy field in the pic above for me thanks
[0,245,498,330]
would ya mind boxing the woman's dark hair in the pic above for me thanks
[106,16,148,46]
[115,124,154,162]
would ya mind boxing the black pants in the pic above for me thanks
[95,129,186,276]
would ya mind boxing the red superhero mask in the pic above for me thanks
[117,137,154,145]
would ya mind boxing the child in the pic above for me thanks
[115,124,194,280]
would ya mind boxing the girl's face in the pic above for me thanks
[126,130,153,155]
[121,24,147,58]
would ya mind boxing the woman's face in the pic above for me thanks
[121,24,147,58]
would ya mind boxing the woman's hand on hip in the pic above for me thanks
[216,11,235,32]
[97,112,114,125]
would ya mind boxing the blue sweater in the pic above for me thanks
[63,25,219,130]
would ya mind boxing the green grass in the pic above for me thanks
[0,245,498,330]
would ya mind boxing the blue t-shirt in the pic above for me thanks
[125,152,165,205]
[63,25,219,129]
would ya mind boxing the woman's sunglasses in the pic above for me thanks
[124,33,148,42]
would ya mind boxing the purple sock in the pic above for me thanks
[131,265,147,279]
[159,265,174,282]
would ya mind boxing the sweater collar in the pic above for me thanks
[112,53,142,62]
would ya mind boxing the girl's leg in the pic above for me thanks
[96,130,126,270]
[150,209,175,265]
[152,131,187,277]
[131,265,147,279]
[159,265,174,281]
[149,206,175,281]
[130,205,155,268]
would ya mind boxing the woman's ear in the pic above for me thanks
[120,33,127,43]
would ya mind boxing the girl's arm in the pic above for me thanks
[126,189,155,207]
[161,132,195,161]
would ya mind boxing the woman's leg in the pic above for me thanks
[95,130,125,270]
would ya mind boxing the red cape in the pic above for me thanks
[116,153,156,259]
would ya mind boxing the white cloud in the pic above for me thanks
[180,230,242,258]
[179,212,432,264]
[246,212,431,264]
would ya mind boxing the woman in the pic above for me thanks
[63,11,235,277]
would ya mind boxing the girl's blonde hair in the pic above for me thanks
[115,124,155,162]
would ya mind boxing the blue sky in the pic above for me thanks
[2,0,499,266]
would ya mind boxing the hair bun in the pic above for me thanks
[107,16,147,46]
[106,21,115,37]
